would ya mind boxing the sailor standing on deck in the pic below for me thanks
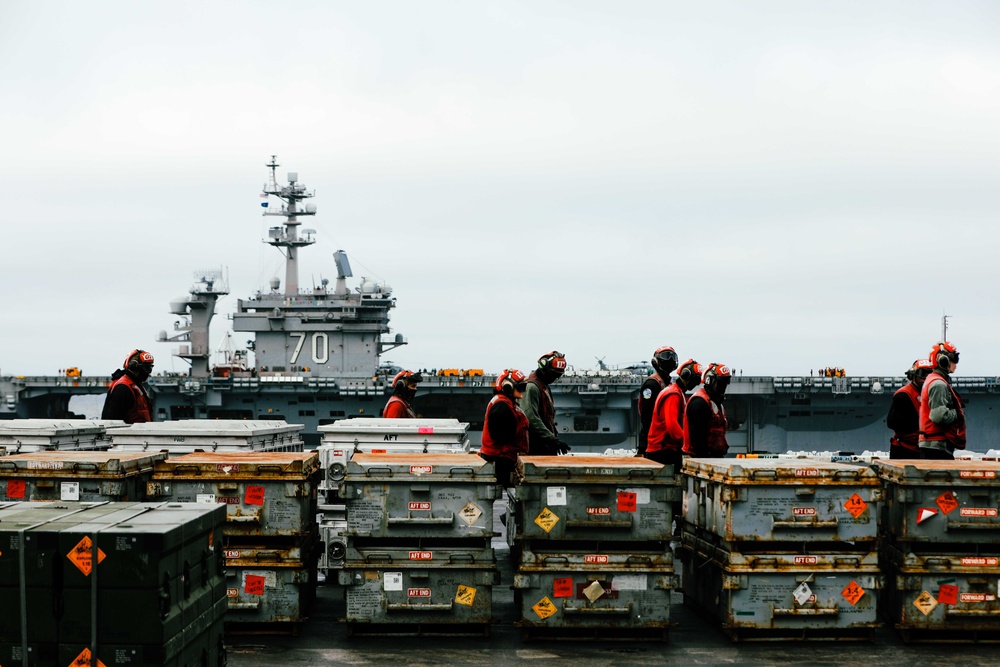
[636,346,679,457]
[382,370,423,418]
[101,349,154,423]
[480,369,530,487]
[520,351,571,456]
[683,363,731,458]
[918,342,965,460]
[645,359,703,468]
[887,358,934,459]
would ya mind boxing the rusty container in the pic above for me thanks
[110,419,305,454]
[225,564,316,626]
[681,530,881,640]
[876,460,1000,545]
[341,453,497,539]
[882,542,1000,639]
[510,456,679,543]
[683,458,882,544]
[147,451,320,540]
[0,451,164,502]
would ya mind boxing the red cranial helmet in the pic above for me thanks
[496,369,527,395]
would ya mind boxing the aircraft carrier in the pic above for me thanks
[2,157,999,454]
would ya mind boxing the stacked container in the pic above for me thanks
[509,455,680,640]
[876,460,1000,642]
[0,501,227,667]
[0,451,164,503]
[315,418,470,578]
[681,458,883,641]
[109,420,305,454]
[0,419,127,454]
[337,453,499,635]
[147,451,321,634]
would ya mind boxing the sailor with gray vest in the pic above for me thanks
[101,349,154,423]
[520,351,571,456]
[636,346,678,457]
[919,341,965,460]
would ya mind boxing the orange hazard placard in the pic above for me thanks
[244,485,265,506]
[843,493,868,518]
[841,580,865,606]
[936,491,959,515]
[66,536,106,577]
[69,647,107,667]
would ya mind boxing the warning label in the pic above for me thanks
[533,596,557,619]
[455,585,477,607]
[553,578,573,598]
[244,485,265,506]
[66,536,106,577]
[534,507,560,533]
[913,590,938,616]
[410,465,433,475]
[959,508,998,517]
[69,647,107,667]
[936,491,960,515]
[844,493,869,519]
[459,502,483,526]
[841,580,865,606]
[938,584,958,605]
[6,479,26,499]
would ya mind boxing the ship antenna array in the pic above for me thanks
[942,313,950,341]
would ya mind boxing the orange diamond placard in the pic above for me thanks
[843,493,868,518]
[841,580,865,606]
[936,491,959,515]
[66,536,106,576]
[69,647,107,667]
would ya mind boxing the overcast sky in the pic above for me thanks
[2,1,998,378]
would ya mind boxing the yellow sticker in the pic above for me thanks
[66,536,106,577]
[913,590,938,616]
[69,647,107,667]
[534,507,560,533]
[455,585,477,607]
[532,595,558,619]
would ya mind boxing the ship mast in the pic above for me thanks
[263,155,316,295]
[942,313,950,341]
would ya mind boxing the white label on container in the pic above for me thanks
[547,487,567,506]
[960,508,998,517]
[26,461,64,470]
[384,572,403,591]
[196,494,216,504]
[793,582,813,606]
[60,482,80,501]
[618,488,650,505]
[612,574,647,591]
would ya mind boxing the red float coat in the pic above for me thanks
[106,374,152,424]
[480,394,529,462]
[889,384,921,451]
[682,387,728,457]
[646,382,686,454]
[382,396,415,419]
[919,371,967,449]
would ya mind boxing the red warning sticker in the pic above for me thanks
[841,580,865,606]
[418,427,435,434]
[617,491,637,513]
[244,574,266,595]
[553,577,574,598]
[6,479,26,499]
[844,493,868,519]
[916,507,939,524]
[244,485,265,506]
[936,491,959,515]
[937,584,958,605]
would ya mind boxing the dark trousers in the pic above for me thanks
[890,444,921,459]
[481,455,517,487]
[644,447,683,472]
[919,447,955,460]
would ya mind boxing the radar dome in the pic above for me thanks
[305,203,317,214]
[169,299,189,315]
[269,277,280,291]
[360,279,378,294]
[379,282,392,295]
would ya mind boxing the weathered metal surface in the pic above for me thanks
[0,418,124,453]
[683,458,882,543]
[509,456,678,542]
[883,542,1000,633]
[513,564,676,630]
[681,530,879,572]
[318,520,348,573]
[224,539,317,568]
[149,452,319,539]
[0,451,165,502]
[345,543,496,568]
[338,565,496,625]
[342,454,497,539]
[517,543,674,570]
[876,460,1000,544]
[226,565,317,624]
[110,419,305,453]
[681,538,881,637]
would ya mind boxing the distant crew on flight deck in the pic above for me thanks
[102,349,154,424]
[683,363,731,458]
[919,342,965,460]
[887,358,934,459]
[637,346,678,457]
[645,359,703,469]
[382,370,422,418]
[520,351,570,456]
[480,369,530,487]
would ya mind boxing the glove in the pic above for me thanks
[556,440,571,455]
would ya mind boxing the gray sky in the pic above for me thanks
[2,1,998,378]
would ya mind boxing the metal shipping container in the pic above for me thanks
[876,460,1000,545]
[0,451,165,502]
[882,543,1000,638]
[510,456,678,542]
[225,565,317,625]
[148,452,320,539]
[0,419,124,454]
[110,419,304,454]
[683,458,882,544]
[342,453,497,539]
[681,531,881,640]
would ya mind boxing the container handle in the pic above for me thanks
[771,518,839,530]
[448,553,474,564]
[255,465,285,475]
[945,608,1000,618]
[447,467,475,477]
[772,606,839,617]
[832,470,860,480]
[947,521,1000,531]
[923,470,954,481]
[543,468,572,479]
[170,464,202,476]
[365,552,394,563]
[541,555,570,565]
[748,469,778,480]
[71,463,99,473]
[562,603,633,615]
[627,469,655,479]
[365,466,393,477]
[386,602,454,612]
[924,557,951,568]
[0,462,16,471]
[625,555,654,566]
[253,551,281,562]
[565,518,634,529]
[387,513,455,526]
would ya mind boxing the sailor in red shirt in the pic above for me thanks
[645,359,703,469]
[919,342,965,460]
[382,370,423,418]
[637,346,678,457]
[887,358,934,459]
[480,369,530,487]
[101,349,154,423]
[683,363,731,458]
